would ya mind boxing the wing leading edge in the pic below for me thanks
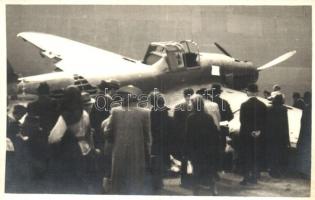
[17,32,148,75]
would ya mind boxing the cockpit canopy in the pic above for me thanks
[143,40,200,71]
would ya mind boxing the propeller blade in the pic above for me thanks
[214,42,232,57]
[258,50,296,71]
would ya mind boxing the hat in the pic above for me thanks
[116,85,143,105]
[246,83,259,93]
[211,83,222,95]
[116,85,143,97]
[81,92,95,106]
[98,80,120,91]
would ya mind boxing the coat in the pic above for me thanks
[90,93,112,150]
[296,103,312,176]
[239,97,267,171]
[265,105,290,168]
[48,110,92,193]
[173,101,193,158]
[212,96,234,122]
[150,108,170,157]
[185,111,219,176]
[104,106,151,194]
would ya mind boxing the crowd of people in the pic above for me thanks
[5,80,312,195]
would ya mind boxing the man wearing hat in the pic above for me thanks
[102,85,151,194]
[268,84,285,102]
[173,88,194,188]
[208,83,233,173]
[26,82,59,190]
[239,83,267,185]
[89,80,120,185]
[209,83,233,122]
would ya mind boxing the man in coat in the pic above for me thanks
[103,85,151,194]
[90,80,119,176]
[173,88,194,187]
[239,83,267,185]
[208,83,233,173]
[26,82,59,191]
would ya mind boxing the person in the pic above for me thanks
[27,82,59,133]
[89,80,120,184]
[6,105,29,192]
[81,92,95,113]
[25,82,59,191]
[90,80,119,151]
[173,88,194,187]
[208,83,233,172]
[197,88,221,130]
[263,90,271,99]
[149,91,171,193]
[292,92,305,110]
[268,84,285,102]
[185,95,220,195]
[296,92,311,178]
[48,86,93,194]
[102,85,151,194]
[265,95,290,178]
[239,83,267,185]
[209,83,234,122]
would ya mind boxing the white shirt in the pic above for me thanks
[49,110,91,156]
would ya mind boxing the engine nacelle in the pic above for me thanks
[220,65,259,90]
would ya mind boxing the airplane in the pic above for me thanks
[9,32,301,146]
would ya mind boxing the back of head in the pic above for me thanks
[37,82,50,95]
[61,85,83,125]
[13,104,27,120]
[196,88,207,97]
[211,83,222,97]
[183,88,194,98]
[273,84,281,91]
[293,92,300,99]
[149,90,166,110]
[191,94,205,113]
[272,94,284,106]
[246,83,259,96]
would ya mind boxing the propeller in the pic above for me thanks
[214,42,232,57]
[257,50,296,71]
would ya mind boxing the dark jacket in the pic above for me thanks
[296,103,311,176]
[240,97,267,139]
[90,93,112,150]
[266,105,290,167]
[27,95,59,133]
[185,111,219,166]
[293,98,305,110]
[212,96,233,122]
[173,101,193,158]
[150,108,170,156]
[239,97,267,170]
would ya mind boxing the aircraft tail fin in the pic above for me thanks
[257,50,296,71]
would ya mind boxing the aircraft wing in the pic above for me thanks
[17,32,147,75]
[163,83,302,147]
